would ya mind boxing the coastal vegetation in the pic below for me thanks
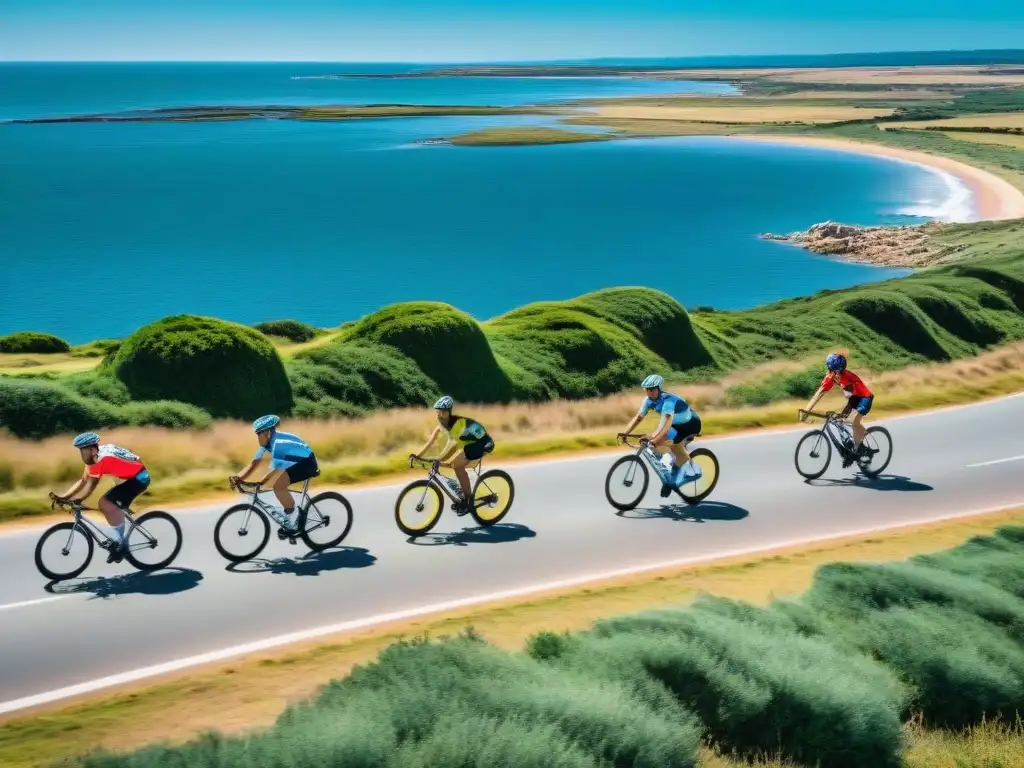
[9,513,1022,768]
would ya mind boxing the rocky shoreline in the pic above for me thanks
[760,220,967,268]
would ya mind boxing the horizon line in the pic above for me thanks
[4,46,1024,66]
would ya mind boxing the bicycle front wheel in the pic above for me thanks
[214,504,271,562]
[795,430,832,480]
[858,426,893,477]
[677,448,720,505]
[605,455,649,511]
[124,511,183,572]
[471,469,515,527]
[299,491,354,552]
[395,480,443,537]
[35,522,94,581]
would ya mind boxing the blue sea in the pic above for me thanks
[0,63,974,343]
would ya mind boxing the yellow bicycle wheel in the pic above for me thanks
[395,480,443,537]
[678,448,720,505]
[471,469,515,526]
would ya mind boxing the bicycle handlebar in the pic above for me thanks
[408,455,440,471]
[617,433,652,448]
[229,477,262,493]
[799,409,842,422]
[49,495,92,512]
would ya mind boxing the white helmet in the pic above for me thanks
[641,374,664,389]
[433,395,454,411]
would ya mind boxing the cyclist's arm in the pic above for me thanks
[621,412,644,435]
[436,441,460,464]
[648,411,672,441]
[64,473,98,502]
[235,458,261,482]
[413,426,443,459]
[255,467,285,487]
[802,382,828,416]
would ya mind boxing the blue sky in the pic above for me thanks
[3,0,1023,62]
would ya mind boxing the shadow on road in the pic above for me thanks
[226,546,377,576]
[618,500,750,524]
[806,473,933,492]
[407,522,537,547]
[44,566,204,599]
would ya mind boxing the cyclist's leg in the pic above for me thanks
[276,454,318,526]
[454,440,488,507]
[852,396,873,449]
[100,475,148,560]
[670,417,702,484]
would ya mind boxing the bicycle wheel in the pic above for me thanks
[35,522,94,581]
[857,426,893,477]
[471,469,515,527]
[677,447,721,505]
[299,491,354,552]
[795,429,832,480]
[123,511,183,572]
[214,503,271,563]
[395,480,444,537]
[605,455,650,511]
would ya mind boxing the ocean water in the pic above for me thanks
[0,64,969,343]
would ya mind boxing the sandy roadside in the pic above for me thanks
[733,135,1024,221]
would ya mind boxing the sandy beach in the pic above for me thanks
[734,135,1024,222]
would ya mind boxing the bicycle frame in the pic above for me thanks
[802,410,857,456]
[53,500,151,552]
[619,433,695,485]
[410,456,494,508]
[230,476,330,535]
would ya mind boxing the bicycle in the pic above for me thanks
[213,475,354,563]
[605,433,720,511]
[34,496,183,582]
[394,455,515,538]
[794,409,893,480]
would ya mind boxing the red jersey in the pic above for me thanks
[86,444,146,480]
[822,370,872,399]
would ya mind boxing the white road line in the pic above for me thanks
[0,596,66,612]
[2,498,1022,717]
[967,454,1024,468]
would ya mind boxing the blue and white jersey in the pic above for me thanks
[253,430,313,471]
[639,391,695,425]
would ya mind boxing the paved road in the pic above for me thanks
[1,394,1022,713]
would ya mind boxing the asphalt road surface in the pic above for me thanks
[1,394,1022,713]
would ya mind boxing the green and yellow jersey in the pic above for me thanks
[444,414,488,447]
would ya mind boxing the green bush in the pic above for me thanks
[109,315,293,420]
[0,378,113,439]
[63,373,132,406]
[0,331,71,354]
[288,340,436,417]
[119,401,213,430]
[345,302,515,403]
[254,319,319,343]
[724,365,823,407]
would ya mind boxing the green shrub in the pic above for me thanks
[254,319,319,343]
[0,331,71,354]
[119,401,213,430]
[537,607,905,768]
[842,293,951,360]
[345,302,515,402]
[110,315,293,420]
[71,340,122,359]
[63,373,132,406]
[724,365,823,407]
[0,378,113,439]
[314,633,701,768]
[289,340,436,416]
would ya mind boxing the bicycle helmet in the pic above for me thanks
[72,432,100,449]
[825,353,847,372]
[641,374,664,389]
[433,395,454,411]
[253,414,280,433]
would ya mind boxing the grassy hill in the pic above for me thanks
[2,219,1024,440]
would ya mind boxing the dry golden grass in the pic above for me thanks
[0,352,101,375]
[890,112,1024,130]
[936,130,1024,149]
[591,104,894,124]
[2,343,1022,521]
[2,507,1021,768]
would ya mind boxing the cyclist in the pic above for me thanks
[229,415,319,533]
[801,352,875,467]
[410,395,494,515]
[619,374,702,497]
[49,432,151,563]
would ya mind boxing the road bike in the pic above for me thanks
[34,497,183,582]
[213,475,353,563]
[394,456,515,537]
[794,409,893,480]
[605,433,720,511]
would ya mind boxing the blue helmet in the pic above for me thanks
[253,414,280,434]
[825,353,847,372]
[72,432,100,449]
[641,374,664,389]
[433,395,454,411]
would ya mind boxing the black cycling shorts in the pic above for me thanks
[669,415,702,444]
[103,472,150,510]
[463,436,495,462]
[285,454,320,485]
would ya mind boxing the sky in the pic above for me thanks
[3,0,1024,62]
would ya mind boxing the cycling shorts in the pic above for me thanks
[285,454,319,485]
[667,415,702,444]
[463,436,495,462]
[843,396,874,417]
[103,470,150,510]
